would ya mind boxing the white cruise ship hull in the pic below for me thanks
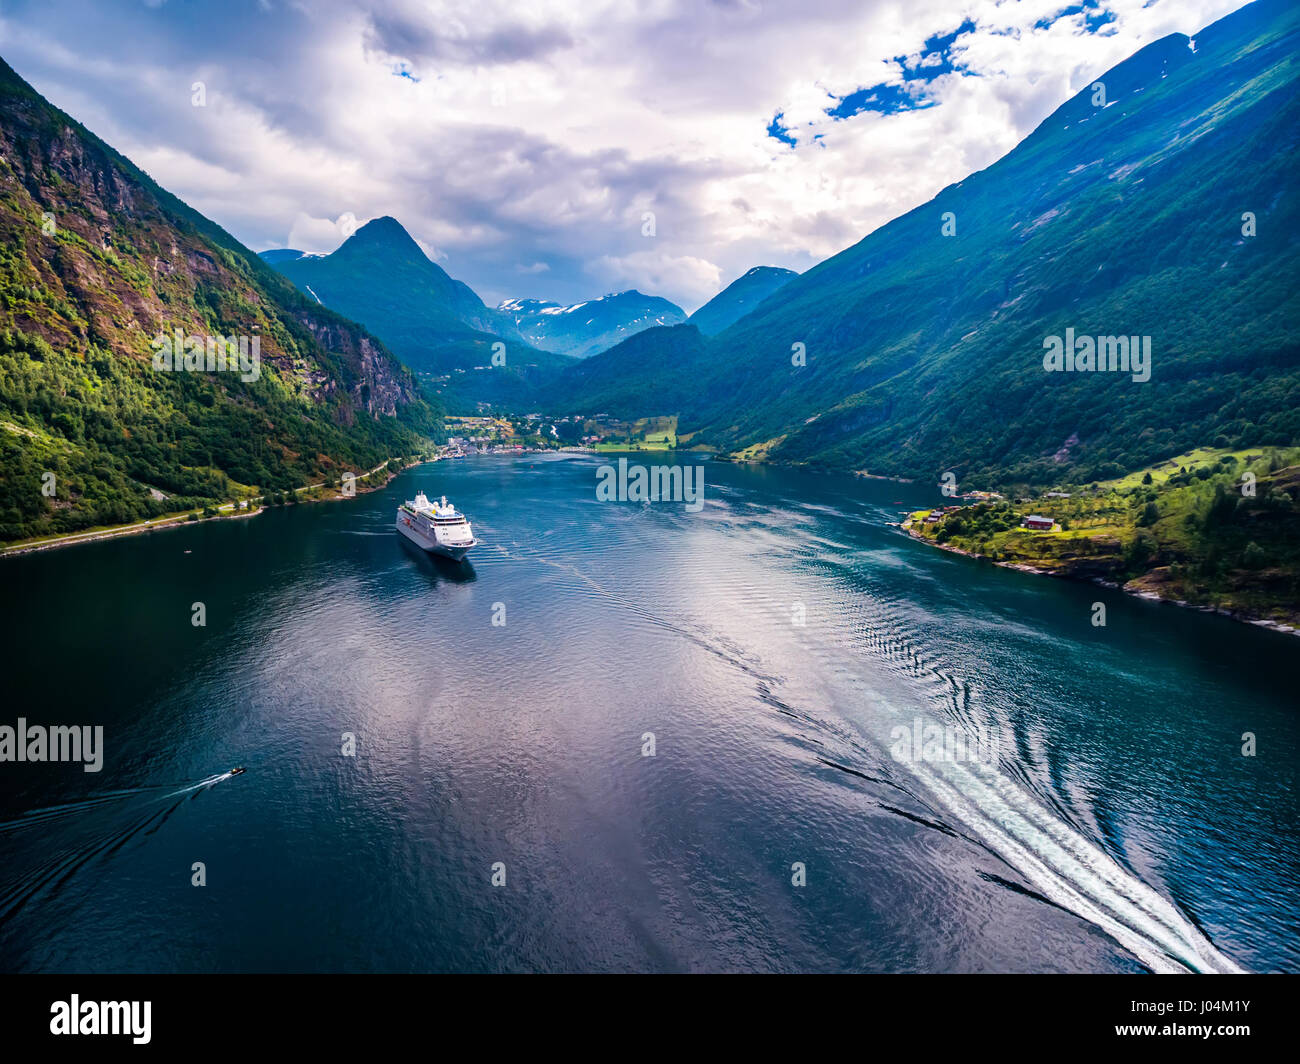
[396,516,474,560]
[397,492,477,561]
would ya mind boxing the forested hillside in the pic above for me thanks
[548,0,1300,486]
[0,58,439,542]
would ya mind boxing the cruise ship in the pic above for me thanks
[396,492,477,560]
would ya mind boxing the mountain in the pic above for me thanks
[549,0,1300,486]
[265,221,685,406]
[259,248,306,264]
[271,216,508,344]
[0,56,439,543]
[539,323,708,416]
[687,266,797,335]
[265,216,574,408]
[498,290,686,358]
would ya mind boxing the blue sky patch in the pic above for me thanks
[1035,2,1117,34]
[767,111,797,147]
[897,18,977,82]
[826,82,937,119]
[822,17,975,122]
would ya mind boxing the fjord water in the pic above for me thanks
[1,455,1295,973]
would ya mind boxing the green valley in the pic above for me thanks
[905,446,1300,626]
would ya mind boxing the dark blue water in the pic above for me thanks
[1,454,1296,972]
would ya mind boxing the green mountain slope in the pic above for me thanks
[267,216,575,409]
[688,265,797,335]
[550,0,1300,486]
[0,56,439,542]
[272,217,507,347]
[540,323,708,416]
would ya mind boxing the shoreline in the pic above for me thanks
[900,519,1300,639]
[0,456,428,560]
[854,470,915,484]
[0,449,579,560]
[0,505,265,559]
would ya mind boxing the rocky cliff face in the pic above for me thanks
[0,56,438,540]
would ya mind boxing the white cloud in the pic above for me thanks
[0,0,1252,311]
[590,249,722,306]
[286,213,354,253]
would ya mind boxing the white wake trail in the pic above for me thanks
[908,753,1245,973]
[162,772,231,798]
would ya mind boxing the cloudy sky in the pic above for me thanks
[0,0,1249,311]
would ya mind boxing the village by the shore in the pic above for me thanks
[901,502,1299,639]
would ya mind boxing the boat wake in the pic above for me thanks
[906,753,1244,973]
[510,530,1246,974]
[0,770,242,922]
[735,579,1246,974]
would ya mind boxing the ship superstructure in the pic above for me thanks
[397,492,477,560]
